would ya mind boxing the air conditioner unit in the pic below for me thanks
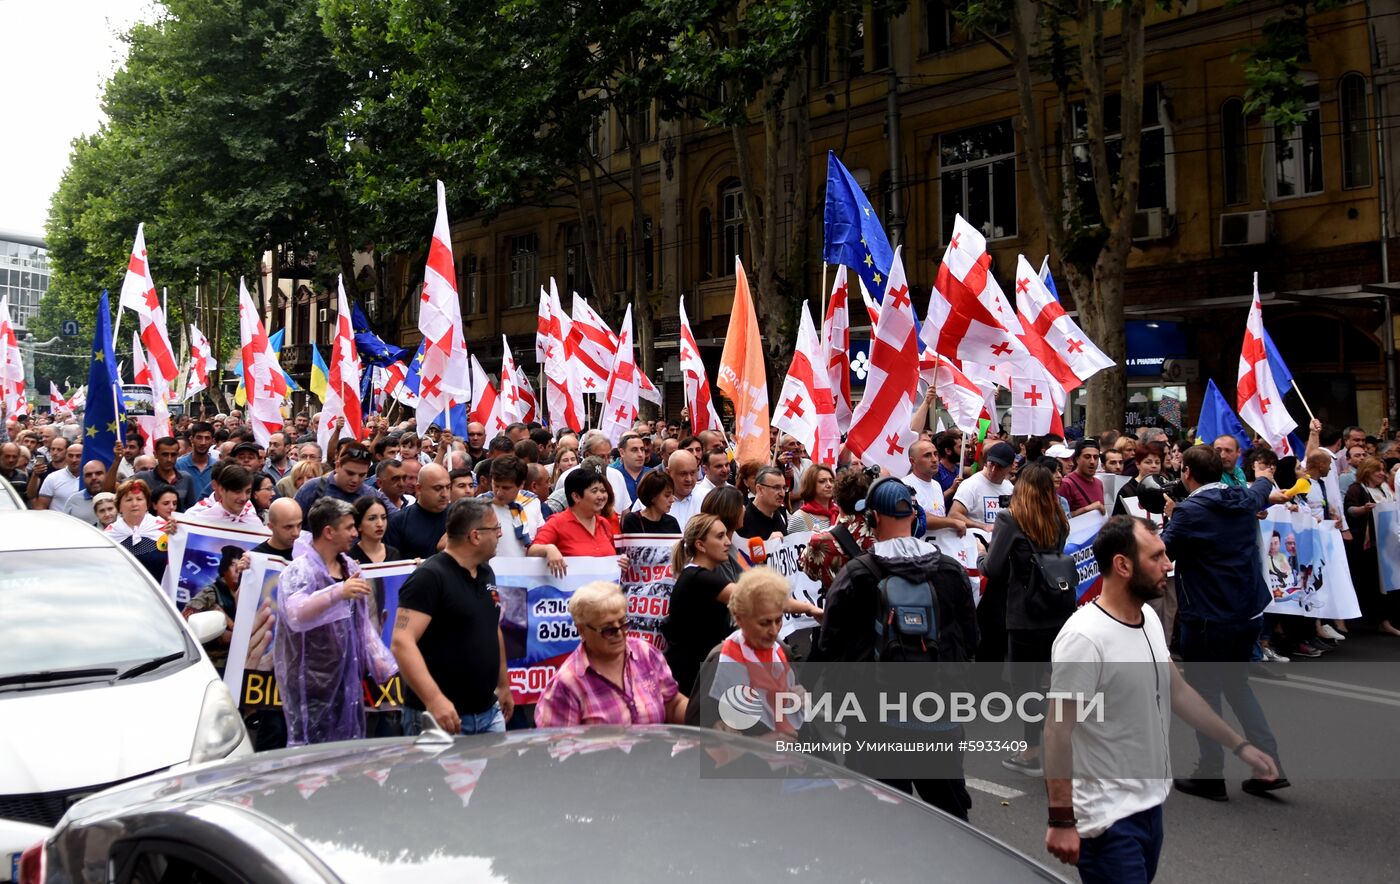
[1132,207,1169,241]
[1219,210,1270,247]
[318,307,328,323]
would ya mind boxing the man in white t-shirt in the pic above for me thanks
[950,442,1015,531]
[664,450,703,529]
[1043,516,1277,882]
[901,439,965,537]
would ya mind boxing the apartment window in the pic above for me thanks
[643,217,656,290]
[814,28,832,86]
[939,119,1018,241]
[459,253,482,315]
[564,224,591,299]
[698,208,713,278]
[721,182,745,275]
[1268,80,1322,200]
[508,233,538,308]
[872,10,892,71]
[1071,84,1169,222]
[615,228,628,292]
[1340,73,1371,189]
[1221,98,1249,206]
[587,113,603,159]
[847,12,865,77]
[923,2,951,54]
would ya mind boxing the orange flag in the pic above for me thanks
[717,258,771,464]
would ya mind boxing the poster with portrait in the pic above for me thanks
[489,556,621,706]
[160,514,270,609]
[1375,500,1400,593]
[223,553,287,702]
[616,534,682,649]
[1259,505,1362,619]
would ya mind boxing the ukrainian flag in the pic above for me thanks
[310,343,329,404]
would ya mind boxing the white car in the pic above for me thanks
[0,512,251,882]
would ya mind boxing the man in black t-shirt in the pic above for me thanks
[391,498,513,735]
[742,466,789,540]
[250,498,303,557]
[385,463,451,558]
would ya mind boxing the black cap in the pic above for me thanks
[984,442,1016,467]
[231,441,261,456]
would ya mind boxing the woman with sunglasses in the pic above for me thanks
[535,581,688,727]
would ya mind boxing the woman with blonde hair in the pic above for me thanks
[979,462,1072,776]
[535,581,687,727]
[662,514,738,694]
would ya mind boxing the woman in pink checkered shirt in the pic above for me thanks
[536,581,689,727]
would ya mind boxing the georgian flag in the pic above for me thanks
[317,276,363,451]
[118,223,178,385]
[920,355,994,435]
[416,181,470,433]
[929,215,1029,387]
[1237,273,1298,451]
[48,382,70,415]
[678,295,722,435]
[130,333,170,453]
[384,360,419,407]
[846,247,919,477]
[537,282,585,431]
[498,338,531,425]
[1012,254,1113,392]
[772,301,839,466]
[599,305,641,445]
[237,277,287,446]
[0,294,22,417]
[187,323,217,397]
[567,293,618,397]
[820,266,853,430]
[469,353,505,435]
[513,362,539,424]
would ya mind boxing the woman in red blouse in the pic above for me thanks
[530,468,631,576]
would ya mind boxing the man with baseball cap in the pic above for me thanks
[816,478,979,821]
[951,442,1016,532]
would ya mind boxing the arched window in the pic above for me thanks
[721,181,745,275]
[1340,73,1372,189]
[698,208,713,279]
[1268,76,1322,200]
[1221,98,1248,206]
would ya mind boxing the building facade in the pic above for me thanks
[327,0,1396,434]
[0,231,49,332]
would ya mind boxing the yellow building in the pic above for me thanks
[373,0,1394,433]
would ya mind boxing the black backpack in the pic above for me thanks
[851,553,948,663]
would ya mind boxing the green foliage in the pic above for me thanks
[1236,1,1342,133]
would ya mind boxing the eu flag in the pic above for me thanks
[82,291,126,468]
[351,302,407,367]
[1195,378,1250,449]
[823,151,895,304]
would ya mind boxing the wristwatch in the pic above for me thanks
[1047,806,1077,828]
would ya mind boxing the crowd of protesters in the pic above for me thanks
[6,398,1396,883]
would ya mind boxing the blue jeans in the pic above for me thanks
[1177,618,1282,777]
[402,703,506,736]
[1077,805,1164,884]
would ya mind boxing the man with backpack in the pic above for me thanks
[816,478,980,820]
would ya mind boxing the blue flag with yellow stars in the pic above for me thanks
[351,302,408,367]
[823,150,895,304]
[82,290,126,468]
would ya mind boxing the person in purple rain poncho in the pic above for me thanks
[274,497,398,746]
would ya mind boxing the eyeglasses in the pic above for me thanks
[758,483,786,492]
[474,522,504,535]
[585,622,627,638]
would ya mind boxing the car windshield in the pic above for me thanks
[0,547,191,681]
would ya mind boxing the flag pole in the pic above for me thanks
[1290,380,1316,424]
[820,263,829,326]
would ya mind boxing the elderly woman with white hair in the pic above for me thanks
[535,581,688,727]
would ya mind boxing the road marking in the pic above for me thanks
[1276,673,1400,701]
[967,777,1025,799]
[1252,677,1400,708]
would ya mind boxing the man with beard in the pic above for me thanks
[1043,516,1279,883]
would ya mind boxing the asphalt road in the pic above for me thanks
[961,629,1400,884]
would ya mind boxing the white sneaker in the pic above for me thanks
[1262,646,1290,663]
[1319,624,1346,641]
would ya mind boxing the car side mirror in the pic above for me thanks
[187,610,227,645]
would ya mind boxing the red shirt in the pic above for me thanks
[534,508,617,557]
[1059,470,1104,512]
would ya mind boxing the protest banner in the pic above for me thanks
[160,514,270,609]
[490,556,620,706]
[1065,510,1105,604]
[226,554,415,713]
[616,534,682,649]
[1259,505,1361,619]
[1375,500,1400,593]
[928,527,979,574]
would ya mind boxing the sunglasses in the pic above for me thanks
[585,622,627,638]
